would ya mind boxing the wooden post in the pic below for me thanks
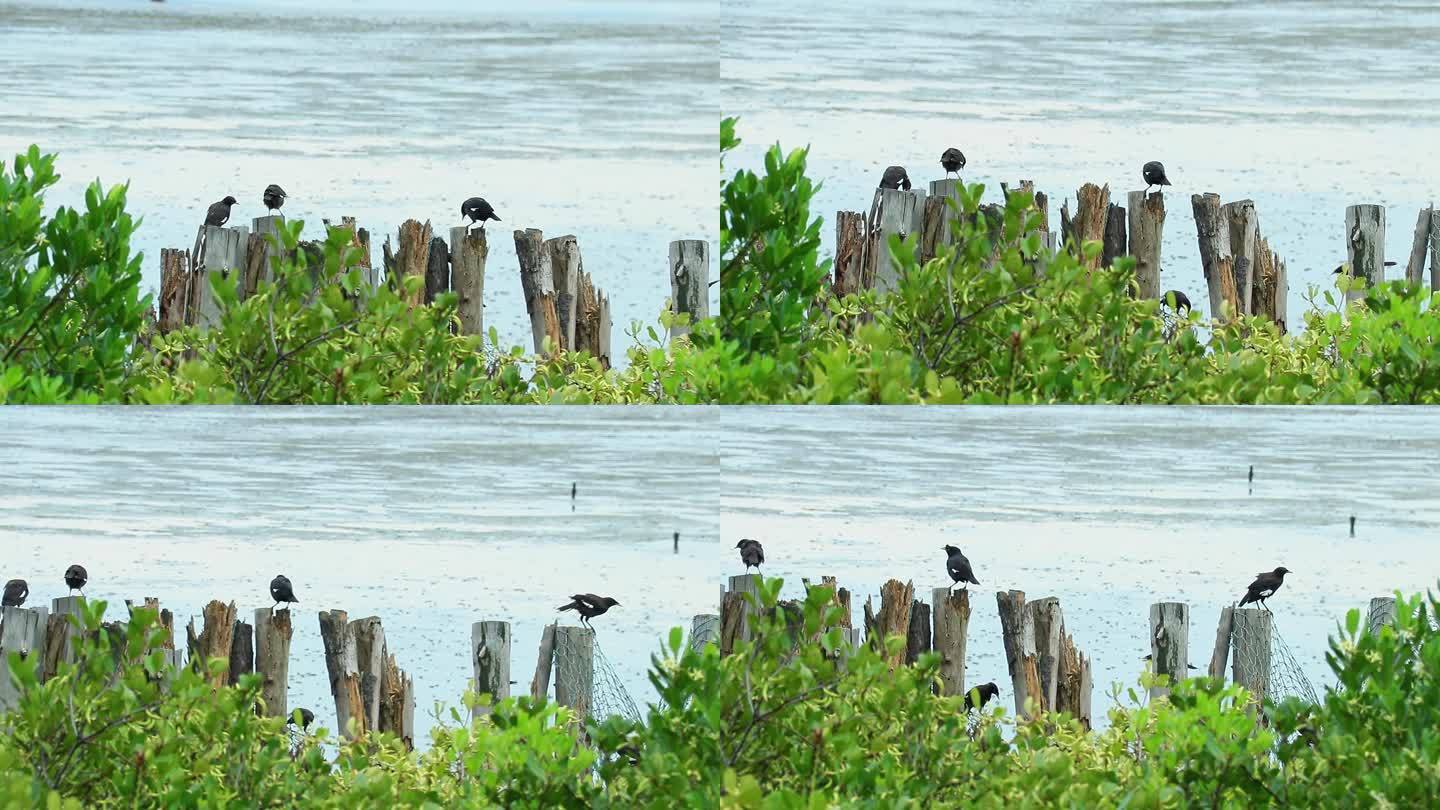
[1221,200,1258,316]
[1251,236,1288,332]
[905,599,931,666]
[996,590,1041,717]
[931,588,970,697]
[471,621,511,721]
[1366,597,1397,635]
[548,236,583,349]
[185,600,237,688]
[228,619,253,686]
[690,614,719,652]
[1102,203,1127,269]
[862,579,914,669]
[318,609,365,739]
[379,647,414,748]
[194,225,249,329]
[1429,208,1440,292]
[253,608,292,719]
[553,626,594,726]
[1345,204,1386,301]
[867,187,925,293]
[667,239,709,338]
[514,228,562,354]
[1192,193,1239,320]
[922,179,964,262]
[721,574,763,655]
[1056,629,1092,728]
[1148,602,1190,699]
[248,215,287,298]
[530,622,557,700]
[350,617,386,733]
[1061,183,1110,271]
[449,227,488,337]
[1026,597,1063,710]
[43,596,85,680]
[1229,608,1272,709]
[1209,606,1234,680]
[158,248,193,331]
[424,236,450,304]
[1127,191,1165,299]
[834,211,869,295]
[382,219,433,307]
[1405,207,1432,285]
[0,605,49,709]
[326,216,376,290]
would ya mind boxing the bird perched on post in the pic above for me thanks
[964,681,999,711]
[940,147,967,178]
[269,574,299,611]
[1332,260,1396,275]
[736,539,764,573]
[1142,161,1171,194]
[1238,567,1290,612]
[557,593,620,628]
[262,184,287,215]
[1141,654,1199,671]
[879,165,911,191]
[287,707,315,731]
[1161,290,1191,315]
[205,196,238,227]
[64,564,87,595]
[2,579,28,607]
[943,545,980,591]
[460,197,501,232]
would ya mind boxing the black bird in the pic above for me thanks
[1161,290,1191,314]
[460,197,501,231]
[964,681,1000,711]
[1141,654,1199,671]
[2,579,28,608]
[270,574,299,611]
[940,147,967,178]
[205,196,238,227]
[287,707,315,730]
[557,593,620,628]
[64,564,87,594]
[1142,161,1171,194]
[1332,260,1397,275]
[1238,567,1291,612]
[263,184,287,214]
[943,545,980,591]
[736,539,764,573]
[879,165,912,191]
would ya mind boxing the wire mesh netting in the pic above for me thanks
[591,639,642,723]
[552,628,642,725]
[1228,611,1319,706]
[1267,623,1319,705]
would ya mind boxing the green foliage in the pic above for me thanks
[717,121,1440,403]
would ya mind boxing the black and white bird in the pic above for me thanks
[736,539,764,573]
[943,545,980,591]
[964,681,1000,711]
[288,707,315,730]
[2,579,28,608]
[262,184,287,214]
[1161,290,1192,315]
[940,147,967,178]
[64,564,88,595]
[269,574,299,611]
[1141,653,1199,671]
[557,593,620,628]
[1238,567,1291,612]
[1332,260,1397,275]
[879,165,912,191]
[205,196,238,227]
[1142,161,1171,194]
[460,197,501,232]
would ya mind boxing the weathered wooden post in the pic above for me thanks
[351,617,387,733]
[318,609,365,739]
[0,605,49,709]
[720,574,763,655]
[1127,191,1165,298]
[834,211,869,295]
[1149,602,1190,699]
[574,271,612,367]
[867,187,925,292]
[158,248,193,331]
[1060,183,1110,271]
[932,588,970,697]
[1229,608,1272,710]
[553,626,594,727]
[1026,597,1063,710]
[996,590,1041,717]
[690,614,719,652]
[1221,200,1258,316]
[42,596,85,680]
[549,235,584,349]
[253,608,292,719]
[382,219,433,307]
[862,579,914,669]
[921,179,964,262]
[1192,193,1239,320]
[530,622,557,700]
[1056,628,1092,728]
[905,598,932,665]
[1405,207,1432,285]
[380,647,415,748]
[192,225,249,329]
[326,216,376,290]
[1366,596,1397,635]
[668,239,710,338]
[126,598,183,682]
[1345,204,1386,301]
[1102,203,1127,269]
[1251,237,1288,332]
[228,618,253,686]
[185,600,237,688]
[448,227,488,337]
[246,215,287,298]
[471,620,511,721]
[424,236,450,304]
[514,228,562,354]
[1429,208,1440,292]
[1208,606,1234,680]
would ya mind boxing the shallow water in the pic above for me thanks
[723,1,1440,328]
[720,406,1440,725]
[0,0,718,365]
[0,407,723,744]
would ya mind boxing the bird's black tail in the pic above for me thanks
[557,601,576,612]
[490,213,502,222]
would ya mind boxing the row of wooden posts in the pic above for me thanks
[719,574,1406,723]
[156,216,712,368]
[0,596,724,748]
[839,178,1440,334]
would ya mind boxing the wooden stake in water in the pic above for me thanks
[548,235,583,349]
[1101,203,1127,269]
[1405,206,1432,285]
[1345,204,1386,302]
[1192,193,1239,320]
[424,236,450,304]
[515,228,562,354]
[471,620,511,721]
[530,622,557,700]
[43,595,85,680]
[996,589,1041,717]
[318,609,366,739]
[1230,608,1272,711]
[553,626,594,726]
[863,579,914,669]
[351,616,387,733]
[1127,191,1165,299]
[229,618,253,686]
[449,227,488,337]
[668,239,710,338]
[254,608,293,718]
[0,605,49,709]
[1366,596,1397,636]
[1222,200,1258,316]
[1027,597,1063,710]
[1148,602,1190,699]
[382,219,433,308]
[690,614,719,652]
[721,574,764,655]
[867,187,925,293]
[833,211,869,295]
[185,600,238,688]
[931,587,970,697]
[1208,606,1234,680]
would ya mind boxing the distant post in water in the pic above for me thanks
[254,608,293,718]
[1345,204,1386,302]
[471,620,511,721]
[932,588,971,697]
[1229,608,1272,711]
[1127,190,1165,298]
[668,239,710,338]
[553,626,594,727]
[449,227,488,338]
[1148,602,1190,699]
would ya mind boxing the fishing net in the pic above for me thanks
[552,629,642,726]
[1228,612,1319,707]
[691,615,719,652]
[1266,623,1320,705]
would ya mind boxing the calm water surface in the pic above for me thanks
[723,1,1440,327]
[0,0,718,363]
[0,407,722,744]
[721,406,1440,723]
